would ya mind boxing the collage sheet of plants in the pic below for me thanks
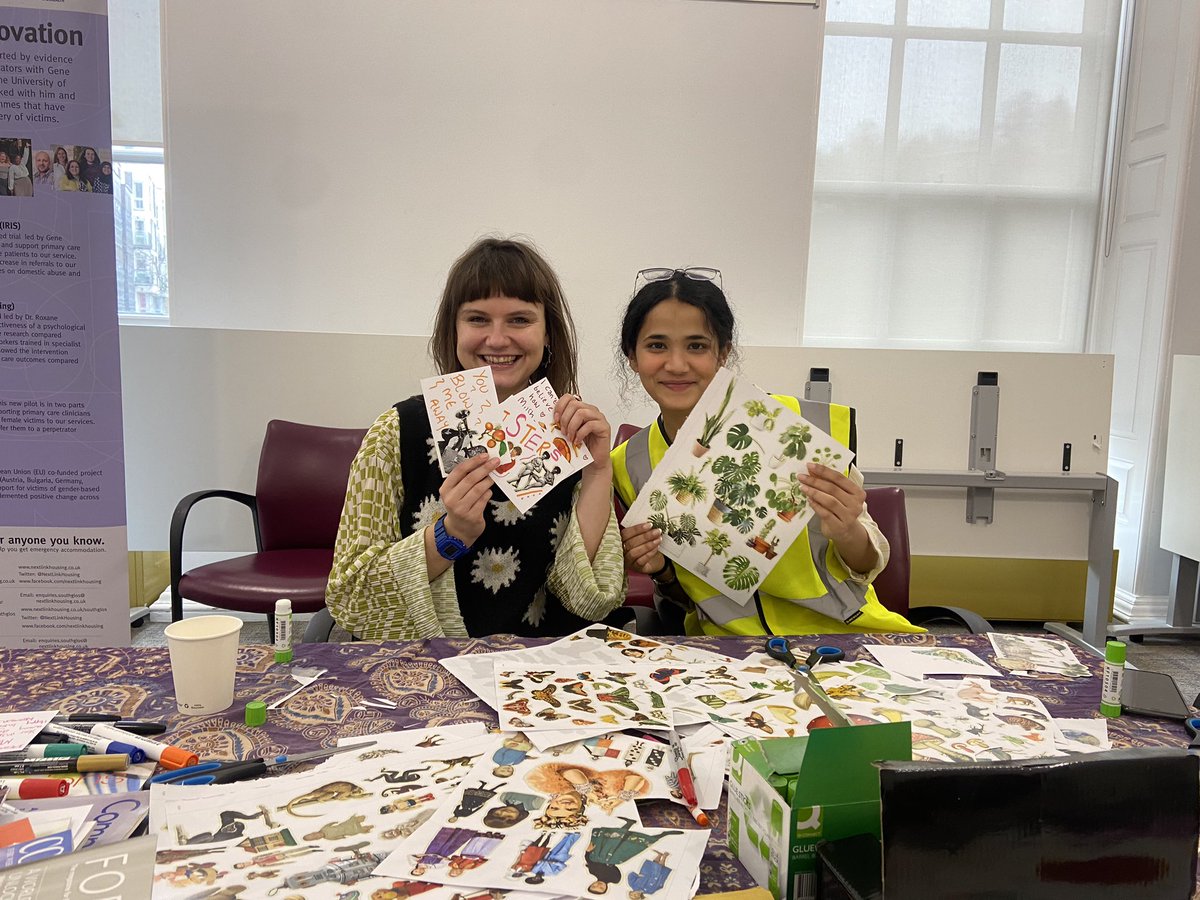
[625,368,850,604]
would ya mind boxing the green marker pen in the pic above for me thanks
[1100,639,1125,717]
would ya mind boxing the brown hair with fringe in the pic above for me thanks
[429,236,579,396]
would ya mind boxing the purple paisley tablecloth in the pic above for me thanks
[0,632,1192,894]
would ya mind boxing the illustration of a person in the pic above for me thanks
[154,862,227,887]
[510,450,557,491]
[449,781,504,822]
[525,831,581,885]
[482,790,542,828]
[371,881,438,900]
[446,831,505,876]
[410,827,478,875]
[492,733,533,777]
[584,818,682,895]
[509,833,552,877]
[628,851,673,897]
[527,762,649,818]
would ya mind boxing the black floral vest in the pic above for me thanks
[394,396,590,637]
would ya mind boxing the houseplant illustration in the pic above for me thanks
[725,423,766,455]
[647,489,701,546]
[665,468,708,506]
[770,423,813,468]
[765,471,808,522]
[693,378,737,457]
[810,446,844,467]
[723,555,761,592]
[694,528,732,578]
[746,517,780,559]
[743,399,784,432]
[708,451,767,532]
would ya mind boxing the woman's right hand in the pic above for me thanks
[439,453,500,546]
[620,522,665,575]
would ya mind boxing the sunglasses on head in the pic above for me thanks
[634,267,722,292]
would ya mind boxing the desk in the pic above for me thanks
[0,632,1190,894]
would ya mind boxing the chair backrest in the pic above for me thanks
[864,486,911,615]
[255,419,368,551]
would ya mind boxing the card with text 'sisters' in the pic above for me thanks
[420,366,500,475]
[481,379,593,513]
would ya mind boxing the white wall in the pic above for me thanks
[161,0,826,349]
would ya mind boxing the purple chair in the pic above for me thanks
[865,486,992,633]
[168,419,367,633]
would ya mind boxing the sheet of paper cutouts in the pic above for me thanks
[865,643,1003,678]
[149,725,570,899]
[483,377,594,513]
[987,632,1091,677]
[622,367,851,604]
[377,732,710,898]
[421,365,500,475]
[493,665,673,733]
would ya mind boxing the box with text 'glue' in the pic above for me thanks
[727,721,912,900]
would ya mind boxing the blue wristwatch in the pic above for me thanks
[433,515,471,561]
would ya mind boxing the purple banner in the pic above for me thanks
[0,0,127,648]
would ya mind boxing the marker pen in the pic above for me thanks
[0,744,88,760]
[0,754,129,776]
[40,725,146,764]
[88,723,197,770]
[49,717,167,736]
[0,778,70,799]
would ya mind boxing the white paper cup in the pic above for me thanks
[164,615,243,715]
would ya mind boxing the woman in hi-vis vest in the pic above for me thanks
[610,268,922,637]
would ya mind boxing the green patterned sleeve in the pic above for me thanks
[325,408,467,639]
[546,485,627,621]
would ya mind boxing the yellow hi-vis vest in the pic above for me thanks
[611,396,923,637]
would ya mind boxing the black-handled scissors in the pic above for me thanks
[144,740,376,788]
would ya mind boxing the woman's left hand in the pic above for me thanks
[553,393,613,473]
[799,463,868,546]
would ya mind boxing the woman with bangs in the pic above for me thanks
[327,236,625,639]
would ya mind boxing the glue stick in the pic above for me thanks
[1100,639,1126,717]
[274,598,293,664]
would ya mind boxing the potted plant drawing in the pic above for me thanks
[693,378,737,457]
[746,517,780,559]
[665,468,708,507]
[765,471,808,522]
[694,528,732,578]
[708,451,767,532]
[723,554,761,592]
[646,489,701,546]
[725,423,766,455]
[743,399,784,432]
[770,423,813,468]
[810,446,844,467]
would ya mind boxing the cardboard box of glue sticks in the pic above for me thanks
[727,721,911,900]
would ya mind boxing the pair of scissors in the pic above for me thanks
[764,638,851,727]
[764,638,845,670]
[144,740,376,788]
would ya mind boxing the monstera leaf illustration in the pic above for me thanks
[723,555,760,591]
[649,489,669,512]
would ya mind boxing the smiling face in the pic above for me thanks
[67,160,80,178]
[55,147,67,166]
[629,298,727,433]
[83,148,96,164]
[34,151,50,173]
[544,791,584,819]
[455,295,547,401]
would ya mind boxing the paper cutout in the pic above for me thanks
[421,365,499,475]
[623,368,850,604]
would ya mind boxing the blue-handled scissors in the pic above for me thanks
[765,638,845,670]
[144,740,375,788]
[1185,717,1200,752]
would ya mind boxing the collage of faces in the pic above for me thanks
[0,138,113,196]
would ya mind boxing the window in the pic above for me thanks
[804,0,1123,351]
[110,0,168,321]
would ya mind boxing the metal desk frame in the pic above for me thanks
[861,468,1119,654]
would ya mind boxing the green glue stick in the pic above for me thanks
[1100,639,1126,717]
